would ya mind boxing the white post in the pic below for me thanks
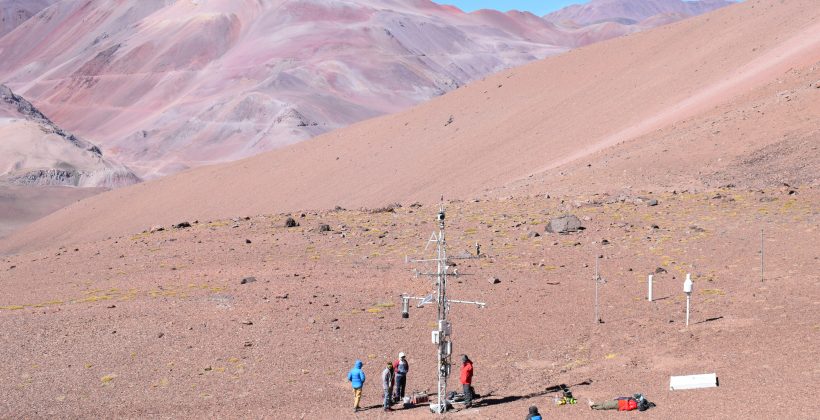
[594,256,600,324]
[683,273,693,327]
[760,228,764,283]
[648,274,653,302]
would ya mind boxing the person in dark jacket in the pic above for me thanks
[392,352,409,402]
[381,362,394,411]
[460,355,474,408]
[526,406,543,420]
[347,360,366,412]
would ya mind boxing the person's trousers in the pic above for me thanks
[462,384,473,407]
[394,375,407,400]
[591,400,619,410]
[353,388,363,409]
[383,388,391,409]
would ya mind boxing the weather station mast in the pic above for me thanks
[401,203,486,414]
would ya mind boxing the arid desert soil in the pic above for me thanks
[1,187,817,418]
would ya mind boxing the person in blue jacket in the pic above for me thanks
[526,406,542,420]
[347,360,366,412]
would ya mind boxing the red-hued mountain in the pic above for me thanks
[3,0,817,255]
[0,0,54,37]
[544,0,735,26]
[1,1,818,417]
[0,0,731,179]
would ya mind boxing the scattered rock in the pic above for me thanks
[275,293,289,299]
[150,225,165,233]
[244,341,253,347]
[647,199,659,206]
[241,320,253,325]
[528,231,541,238]
[655,267,668,274]
[319,224,331,232]
[601,239,610,245]
[285,217,299,228]
[173,222,191,229]
[444,115,454,126]
[157,332,164,338]
[240,277,257,285]
[651,224,660,229]
[369,203,402,213]
[489,277,501,284]
[545,215,584,234]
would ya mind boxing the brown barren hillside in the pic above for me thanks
[1,0,819,255]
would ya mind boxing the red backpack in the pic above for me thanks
[617,398,638,411]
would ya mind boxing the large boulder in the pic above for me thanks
[546,215,584,234]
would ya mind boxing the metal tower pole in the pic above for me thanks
[403,205,486,414]
[436,207,449,413]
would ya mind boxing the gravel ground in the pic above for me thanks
[1,188,818,418]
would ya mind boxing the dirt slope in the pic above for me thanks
[0,185,103,239]
[2,0,819,255]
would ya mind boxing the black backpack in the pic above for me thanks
[634,394,656,411]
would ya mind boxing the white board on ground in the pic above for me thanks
[669,373,718,390]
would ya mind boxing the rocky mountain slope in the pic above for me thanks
[0,0,732,178]
[0,84,139,188]
[1,0,815,255]
[544,0,735,25]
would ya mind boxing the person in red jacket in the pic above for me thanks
[460,355,474,408]
[392,352,409,403]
